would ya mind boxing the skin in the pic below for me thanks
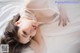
[15,17,39,44]
[15,17,45,53]
[14,1,69,53]
[14,7,69,53]
[58,6,69,27]
[30,27,46,53]
[14,8,69,53]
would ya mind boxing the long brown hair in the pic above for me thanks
[1,14,31,53]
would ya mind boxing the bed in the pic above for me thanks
[0,0,80,53]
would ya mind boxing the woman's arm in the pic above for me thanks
[29,26,46,53]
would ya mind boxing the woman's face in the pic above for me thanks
[15,17,39,44]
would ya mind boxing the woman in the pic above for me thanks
[1,13,45,53]
[1,0,69,53]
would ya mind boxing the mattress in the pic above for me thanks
[0,0,80,53]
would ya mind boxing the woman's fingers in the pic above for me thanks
[63,16,70,26]
[63,18,67,26]
[58,16,62,26]
[58,16,69,27]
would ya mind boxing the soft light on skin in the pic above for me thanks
[15,17,39,44]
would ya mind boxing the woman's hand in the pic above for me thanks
[58,6,69,27]
[58,13,69,27]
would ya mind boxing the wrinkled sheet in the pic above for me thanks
[0,0,80,53]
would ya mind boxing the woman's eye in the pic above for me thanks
[23,31,27,35]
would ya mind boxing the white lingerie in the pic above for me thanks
[19,0,60,24]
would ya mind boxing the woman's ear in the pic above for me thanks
[14,21,21,26]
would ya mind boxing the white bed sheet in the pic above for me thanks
[0,0,80,53]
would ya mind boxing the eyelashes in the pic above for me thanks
[21,31,28,38]
[23,31,27,35]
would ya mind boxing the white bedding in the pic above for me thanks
[0,0,80,53]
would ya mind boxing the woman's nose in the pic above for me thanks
[32,22,39,28]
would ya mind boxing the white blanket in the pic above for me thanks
[0,0,80,53]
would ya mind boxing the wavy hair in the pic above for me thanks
[1,14,31,53]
